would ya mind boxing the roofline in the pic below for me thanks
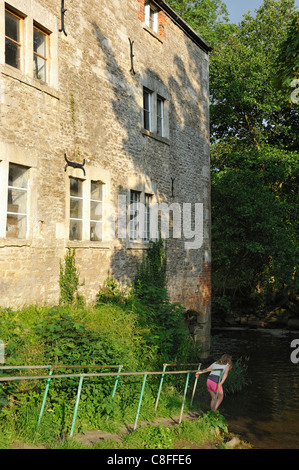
[152,0,212,53]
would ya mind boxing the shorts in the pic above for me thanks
[207,378,223,394]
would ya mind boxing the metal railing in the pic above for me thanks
[0,363,203,438]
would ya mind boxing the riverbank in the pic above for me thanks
[212,308,299,330]
[9,411,249,450]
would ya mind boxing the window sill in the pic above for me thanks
[143,24,164,43]
[0,238,31,247]
[126,240,150,250]
[67,241,111,249]
[0,64,60,100]
[141,129,170,145]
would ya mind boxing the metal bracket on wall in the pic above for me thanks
[171,178,175,198]
[129,38,135,75]
[64,153,86,176]
[59,0,67,36]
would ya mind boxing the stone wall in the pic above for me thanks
[0,0,211,355]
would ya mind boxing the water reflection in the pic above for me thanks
[206,328,299,449]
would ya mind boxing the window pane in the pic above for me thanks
[69,220,82,241]
[33,55,46,81]
[91,181,102,201]
[70,198,82,219]
[143,89,151,131]
[5,11,20,42]
[90,221,102,241]
[6,163,28,239]
[70,178,83,197]
[157,97,164,136]
[7,188,27,214]
[129,191,141,240]
[90,201,102,221]
[9,164,28,188]
[34,28,46,56]
[150,8,157,31]
[143,194,152,241]
[5,38,20,69]
[6,213,27,239]
[143,90,150,112]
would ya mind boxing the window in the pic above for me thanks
[142,86,168,139]
[68,177,105,242]
[143,88,152,131]
[5,9,22,70]
[157,96,164,137]
[2,5,57,88]
[129,190,141,241]
[90,181,103,241]
[6,163,28,238]
[145,3,158,33]
[69,178,83,241]
[143,194,152,241]
[33,25,48,82]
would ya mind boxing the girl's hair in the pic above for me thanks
[217,354,233,368]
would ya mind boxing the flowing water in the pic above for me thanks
[206,327,299,449]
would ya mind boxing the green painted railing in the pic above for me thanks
[0,364,202,437]
[154,362,202,414]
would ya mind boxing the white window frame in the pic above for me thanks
[143,193,152,242]
[65,166,110,244]
[143,87,152,132]
[0,1,58,90]
[142,85,169,140]
[144,2,158,33]
[6,163,28,239]
[69,177,84,241]
[127,178,156,246]
[129,190,141,241]
[33,22,49,83]
[0,159,34,240]
[4,7,23,71]
[157,95,164,137]
[90,180,103,241]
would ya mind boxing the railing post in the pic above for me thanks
[37,366,53,430]
[154,363,167,413]
[107,365,123,419]
[179,372,190,424]
[133,374,147,431]
[70,375,84,438]
[190,362,201,405]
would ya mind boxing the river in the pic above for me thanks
[206,327,299,449]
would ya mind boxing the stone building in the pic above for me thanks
[0,0,212,355]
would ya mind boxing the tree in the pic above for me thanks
[273,11,299,103]
[167,0,231,46]
[210,0,299,151]
[170,0,299,316]
[211,146,298,313]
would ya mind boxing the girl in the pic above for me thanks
[196,354,233,411]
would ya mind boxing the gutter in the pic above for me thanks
[152,0,213,53]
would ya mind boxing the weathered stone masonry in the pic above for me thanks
[0,0,212,356]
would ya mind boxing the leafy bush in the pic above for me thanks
[59,248,84,305]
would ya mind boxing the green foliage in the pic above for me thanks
[96,274,128,305]
[168,0,299,317]
[124,423,173,449]
[167,0,230,46]
[59,248,84,305]
[211,146,298,312]
[209,0,299,151]
[273,11,299,100]
[132,238,200,363]
[134,237,167,294]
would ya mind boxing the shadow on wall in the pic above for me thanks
[88,21,210,316]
